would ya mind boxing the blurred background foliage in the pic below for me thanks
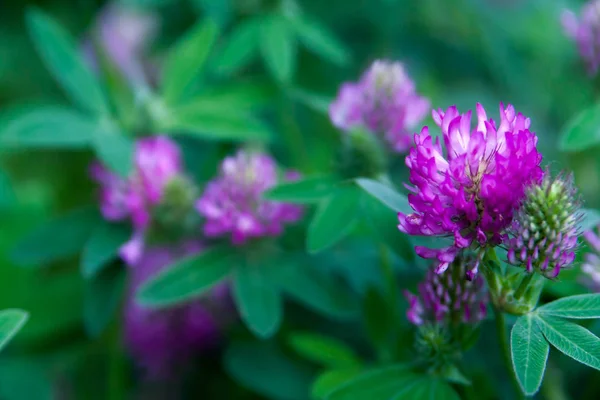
[1,0,600,399]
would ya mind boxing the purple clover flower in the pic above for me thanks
[398,103,543,276]
[329,60,430,153]
[405,257,488,326]
[90,136,182,264]
[507,172,581,279]
[583,225,600,290]
[562,1,600,76]
[125,241,232,378]
[196,150,303,245]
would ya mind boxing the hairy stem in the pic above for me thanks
[514,274,534,300]
[493,305,525,400]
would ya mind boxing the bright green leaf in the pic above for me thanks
[511,315,549,396]
[308,186,361,253]
[559,103,600,152]
[312,369,362,400]
[83,267,125,337]
[539,294,600,319]
[161,18,219,103]
[26,8,108,114]
[0,310,29,351]
[11,206,101,267]
[264,176,339,204]
[81,222,131,279]
[287,332,360,368]
[232,264,282,339]
[356,178,411,214]
[0,107,96,148]
[536,315,600,371]
[225,342,313,400]
[289,16,350,66]
[326,364,418,400]
[92,123,134,177]
[137,246,234,308]
[214,18,261,76]
[260,14,296,83]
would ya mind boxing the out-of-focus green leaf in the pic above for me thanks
[287,332,360,368]
[162,104,272,142]
[559,103,600,152]
[11,206,101,267]
[81,221,130,279]
[83,267,125,338]
[92,122,134,177]
[197,80,275,110]
[326,364,417,400]
[0,107,96,148]
[539,294,600,319]
[312,369,362,400]
[511,314,549,396]
[0,310,28,351]
[362,286,394,358]
[225,342,313,400]
[289,88,332,114]
[214,18,261,76]
[260,14,296,83]
[0,169,15,209]
[356,178,411,214]
[581,208,600,232]
[308,185,361,253]
[0,358,53,400]
[232,264,282,339]
[277,263,357,320]
[161,18,219,103]
[289,16,350,66]
[26,8,109,114]
[399,377,461,400]
[137,246,235,308]
[191,0,231,25]
[536,315,600,371]
[264,176,339,204]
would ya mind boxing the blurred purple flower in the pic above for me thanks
[125,241,232,378]
[562,1,600,76]
[582,225,600,290]
[405,257,487,326]
[82,2,159,84]
[329,60,430,153]
[90,136,182,264]
[398,103,543,276]
[196,150,303,245]
[507,172,581,279]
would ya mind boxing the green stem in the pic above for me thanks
[278,93,308,170]
[514,274,534,301]
[493,305,525,400]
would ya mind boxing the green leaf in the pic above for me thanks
[362,286,394,357]
[225,342,313,400]
[277,263,357,320]
[92,123,134,177]
[511,315,549,396]
[287,332,360,368]
[581,208,600,232]
[536,315,600,371]
[191,0,231,25]
[0,169,15,209]
[398,377,461,400]
[26,9,108,114]
[289,16,350,66]
[439,364,471,386]
[539,294,600,319]
[137,246,234,308]
[194,80,275,111]
[162,104,272,142]
[289,88,331,114]
[214,18,261,76]
[260,14,296,83]
[83,267,125,338]
[308,186,361,253]
[356,178,411,214]
[312,369,362,400]
[264,176,339,204]
[161,18,219,103]
[232,264,282,338]
[362,194,414,262]
[559,103,600,152]
[11,206,101,267]
[0,310,29,351]
[326,364,418,400]
[0,107,96,148]
[81,222,131,279]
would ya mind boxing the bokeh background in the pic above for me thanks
[1,0,599,399]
